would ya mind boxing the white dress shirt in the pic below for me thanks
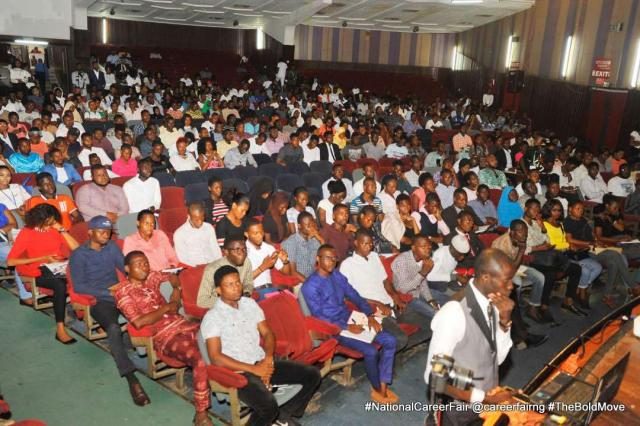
[169,153,200,172]
[352,178,382,198]
[302,141,321,166]
[424,281,512,403]
[579,175,608,203]
[78,147,112,168]
[173,220,222,266]
[322,177,355,202]
[426,245,458,282]
[378,190,400,215]
[246,241,283,289]
[405,169,421,188]
[122,176,161,213]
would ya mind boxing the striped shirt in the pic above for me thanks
[211,199,229,225]
[349,194,383,216]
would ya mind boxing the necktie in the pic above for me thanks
[466,233,475,256]
[487,302,497,356]
[328,145,335,161]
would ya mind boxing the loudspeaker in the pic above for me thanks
[507,70,524,93]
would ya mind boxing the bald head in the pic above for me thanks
[474,248,513,277]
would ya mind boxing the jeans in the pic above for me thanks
[238,360,321,426]
[512,266,546,307]
[407,287,450,320]
[0,242,31,299]
[574,258,602,288]
[337,331,396,390]
[91,300,137,377]
[592,250,634,291]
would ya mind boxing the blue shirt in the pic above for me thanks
[301,270,373,330]
[69,240,125,302]
[0,203,8,228]
[42,163,82,186]
[8,152,44,173]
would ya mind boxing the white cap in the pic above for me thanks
[631,131,640,142]
[451,235,470,254]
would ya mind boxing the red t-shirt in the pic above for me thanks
[8,228,69,277]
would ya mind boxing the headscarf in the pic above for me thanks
[265,191,290,243]
[497,186,524,227]
[248,177,274,217]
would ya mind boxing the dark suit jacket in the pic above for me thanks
[88,70,106,90]
[0,133,17,155]
[318,142,342,162]
[442,205,484,232]
[495,148,512,171]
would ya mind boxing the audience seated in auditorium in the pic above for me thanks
[197,236,253,309]
[173,202,222,267]
[579,162,607,204]
[122,159,161,213]
[112,251,213,426]
[302,244,399,403]
[442,188,484,232]
[281,211,323,279]
[202,265,321,426]
[42,148,82,185]
[78,132,111,168]
[8,138,44,173]
[123,210,179,271]
[26,172,80,230]
[607,163,635,198]
[169,137,200,172]
[392,235,457,319]
[69,216,150,405]
[381,194,421,253]
[8,204,79,344]
[468,184,498,226]
[76,165,129,221]
[224,139,257,170]
[245,218,299,299]
[322,164,354,202]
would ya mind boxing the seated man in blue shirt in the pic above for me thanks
[69,215,150,406]
[42,148,82,186]
[8,138,44,173]
[302,244,398,404]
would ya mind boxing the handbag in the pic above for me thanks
[531,249,570,271]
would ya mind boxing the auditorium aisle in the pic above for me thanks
[0,290,215,426]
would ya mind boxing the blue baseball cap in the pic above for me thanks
[88,215,113,230]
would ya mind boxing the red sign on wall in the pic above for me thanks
[591,58,612,86]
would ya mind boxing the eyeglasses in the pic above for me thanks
[319,255,338,261]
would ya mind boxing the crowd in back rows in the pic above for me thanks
[3,51,640,425]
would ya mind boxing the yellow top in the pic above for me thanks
[543,221,570,251]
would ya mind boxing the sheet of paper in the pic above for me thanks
[339,311,378,343]
[44,261,68,276]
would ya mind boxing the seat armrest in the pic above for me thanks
[205,365,248,389]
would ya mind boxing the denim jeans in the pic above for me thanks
[0,242,31,299]
[574,258,602,288]
[512,266,546,307]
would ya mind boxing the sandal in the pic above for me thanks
[193,413,213,426]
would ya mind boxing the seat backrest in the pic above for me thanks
[197,330,212,365]
[310,160,332,176]
[153,171,176,187]
[380,254,399,282]
[222,178,249,194]
[259,162,286,179]
[69,221,90,245]
[160,186,185,210]
[184,182,209,204]
[115,212,139,238]
[158,206,188,243]
[110,176,132,187]
[297,288,312,317]
[356,158,378,170]
[72,180,90,198]
[259,292,312,358]
[302,172,325,194]
[333,160,357,173]
[204,168,232,182]
[489,189,502,208]
[253,153,272,166]
[276,173,304,193]
[180,264,208,319]
[287,162,310,175]
[175,170,205,187]
[248,175,273,190]
[231,165,258,181]
[478,232,500,248]
[352,168,364,183]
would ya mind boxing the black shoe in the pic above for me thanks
[561,303,587,316]
[525,333,548,348]
[19,299,33,307]
[526,306,545,323]
[55,334,77,345]
[129,381,150,406]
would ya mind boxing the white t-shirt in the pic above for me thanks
[0,184,30,209]
[340,253,393,306]
[286,206,316,231]
[246,241,283,289]
[317,199,335,226]
[607,176,635,197]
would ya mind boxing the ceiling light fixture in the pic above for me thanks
[14,39,49,46]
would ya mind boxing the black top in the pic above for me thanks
[563,217,594,242]
[262,214,288,244]
[594,213,625,238]
[215,216,249,244]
